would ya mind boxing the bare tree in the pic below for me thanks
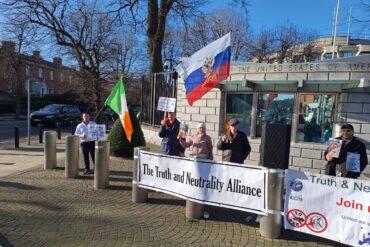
[184,8,251,61]
[272,24,300,63]
[1,0,136,112]
[0,16,39,118]
[247,28,275,63]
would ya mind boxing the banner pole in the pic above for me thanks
[132,146,150,203]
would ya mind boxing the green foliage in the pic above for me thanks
[108,108,146,158]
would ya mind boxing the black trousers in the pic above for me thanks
[81,141,95,170]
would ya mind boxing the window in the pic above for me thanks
[309,54,321,62]
[297,94,336,143]
[25,65,31,76]
[48,88,53,94]
[38,67,44,79]
[256,93,295,137]
[50,71,55,80]
[323,53,336,60]
[226,93,253,136]
[61,73,64,82]
[342,51,354,58]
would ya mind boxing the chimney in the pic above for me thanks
[33,50,40,59]
[1,41,15,52]
[53,57,62,67]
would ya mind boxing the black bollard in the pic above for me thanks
[57,122,61,140]
[14,127,19,148]
[39,125,43,143]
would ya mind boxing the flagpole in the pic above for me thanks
[95,105,107,124]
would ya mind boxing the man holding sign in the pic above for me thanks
[325,123,368,179]
[75,113,96,175]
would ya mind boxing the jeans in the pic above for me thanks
[81,141,95,170]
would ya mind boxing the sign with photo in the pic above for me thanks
[285,170,370,246]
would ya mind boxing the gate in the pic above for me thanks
[141,72,178,126]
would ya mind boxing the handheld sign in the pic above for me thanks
[88,124,106,140]
[157,97,176,112]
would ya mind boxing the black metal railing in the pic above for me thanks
[141,71,178,126]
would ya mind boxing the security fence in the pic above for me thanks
[141,71,178,126]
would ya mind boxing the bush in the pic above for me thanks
[108,108,146,158]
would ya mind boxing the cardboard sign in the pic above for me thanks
[88,124,106,140]
[157,97,176,112]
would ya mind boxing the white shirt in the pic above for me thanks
[75,121,96,142]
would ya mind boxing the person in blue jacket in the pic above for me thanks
[159,112,181,156]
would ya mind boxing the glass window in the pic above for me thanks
[297,94,336,144]
[226,94,253,136]
[61,73,64,82]
[256,93,295,137]
[50,71,54,80]
[25,65,31,76]
[38,67,44,79]
[342,51,354,57]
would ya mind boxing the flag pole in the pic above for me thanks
[95,104,107,124]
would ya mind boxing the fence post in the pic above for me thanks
[65,135,79,178]
[94,140,110,189]
[57,122,61,140]
[259,169,284,239]
[185,155,206,220]
[39,125,43,143]
[132,146,150,203]
[14,127,19,148]
[44,131,57,169]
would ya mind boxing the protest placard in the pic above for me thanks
[157,97,176,112]
[88,124,106,140]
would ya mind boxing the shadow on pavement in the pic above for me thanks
[109,177,131,182]
[0,199,65,211]
[108,185,132,190]
[147,197,185,206]
[0,181,43,191]
[0,233,14,247]
[109,170,133,177]
[16,147,65,152]
[0,163,15,165]
[281,229,350,246]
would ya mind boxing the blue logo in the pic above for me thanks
[291,180,303,192]
[359,232,370,245]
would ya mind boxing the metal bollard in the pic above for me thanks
[132,146,150,203]
[185,154,206,220]
[57,122,61,140]
[44,131,57,169]
[94,140,110,189]
[259,169,284,239]
[65,135,79,178]
[14,127,19,148]
[39,125,43,143]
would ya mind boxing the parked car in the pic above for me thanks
[30,104,81,127]
[101,108,118,121]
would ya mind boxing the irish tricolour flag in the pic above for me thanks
[105,76,133,142]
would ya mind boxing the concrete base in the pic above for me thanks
[185,200,204,220]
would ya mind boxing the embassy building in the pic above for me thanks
[143,55,370,177]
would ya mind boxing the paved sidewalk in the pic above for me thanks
[0,144,348,247]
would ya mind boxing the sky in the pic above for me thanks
[210,0,369,39]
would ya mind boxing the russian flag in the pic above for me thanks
[176,33,231,106]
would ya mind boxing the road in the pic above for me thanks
[0,119,74,145]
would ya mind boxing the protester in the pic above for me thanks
[217,118,251,164]
[180,122,213,160]
[303,118,322,142]
[325,123,368,179]
[159,112,181,156]
[75,113,96,174]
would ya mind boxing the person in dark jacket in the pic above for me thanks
[217,118,251,164]
[159,112,181,156]
[325,123,368,179]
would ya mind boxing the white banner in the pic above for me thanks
[88,124,106,140]
[285,170,370,246]
[157,97,176,112]
[138,151,268,215]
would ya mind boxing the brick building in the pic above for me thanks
[0,40,80,98]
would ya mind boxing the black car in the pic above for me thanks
[31,104,81,127]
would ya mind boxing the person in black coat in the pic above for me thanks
[217,118,251,164]
[158,112,181,156]
[325,123,368,179]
